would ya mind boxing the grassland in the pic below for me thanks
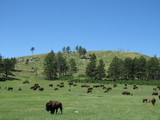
[0,51,159,120]
[0,79,160,120]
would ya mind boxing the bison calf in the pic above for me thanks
[46,100,63,114]
[142,98,147,103]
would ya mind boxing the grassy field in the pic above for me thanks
[0,79,160,120]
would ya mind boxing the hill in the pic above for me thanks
[14,50,151,81]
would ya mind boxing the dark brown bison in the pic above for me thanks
[30,86,34,89]
[122,91,130,95]
[142,98,148,103]
[93,85,100,88]
[18,88,22,91]
[124,87,127,89]
[68,82,73,87]
[23,80,29,84]
[88,87,93,91]
[46,100,63,114]
[113,84,117,88]
[54,88,58,90]
[60,85,64,88]
[159,95,160,100]
[106,87,112,91]
[124,83,127,86]
[8,87,13,91]
[81,84,89,88]
[153,88,157,91]
[87,89,92,93]
[151,98,156,105]
[49,84,53,87]
[152,92,158,95]
[60,82,64,85]
[133,86,138,89]
[39,87,44,91]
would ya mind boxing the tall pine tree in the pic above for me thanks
[43,50,57,80]
[96,59,106,80]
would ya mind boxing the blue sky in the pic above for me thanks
[0,0,160,58]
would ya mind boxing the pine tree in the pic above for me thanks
[69,58,77,75]
[108,56,124,80]
[136,56,147,80]
[86,53,97,78]
[56,52,68,77]
[147,56,160,80]
[96,59,106,80]
[30,47,35,55]
[43,50,57,80]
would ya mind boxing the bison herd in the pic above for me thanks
[1,81,160,115]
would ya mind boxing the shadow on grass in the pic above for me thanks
[0,77,20,82]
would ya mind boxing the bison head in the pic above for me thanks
[46,102,52,111]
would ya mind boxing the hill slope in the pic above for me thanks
[15,50,151,80]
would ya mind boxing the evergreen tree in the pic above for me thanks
[82,48,87,58]
[86,53,97,78]
[75,45,79,53]
[30,47,35,55]
[0,55,3,74]
[108,56,124,80]
[43,50,57,80]
[62,47,66,53]
[146,56,160,80]
[96,59,106,80]
[123,57,133,80]
[136,56,147,80]
[2,58,15,77]
[66,46,71,57]
[56,52,68,77]
[69,58,77,75]
[78,46,83,57]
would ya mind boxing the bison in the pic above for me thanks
[153,88,157,91]
[46,100,63,114]
[7,87,13,91]
[151,98,156,105]
[142,98,148,103]
[49,84,53,87]
[39,87,44,91]
[152,92,158,95]
[18,88,22,91]
[54,88,58,90]
[81,84,89,88]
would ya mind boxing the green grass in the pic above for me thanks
[0,79,160,120]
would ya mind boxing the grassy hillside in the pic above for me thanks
[15,50,150,80]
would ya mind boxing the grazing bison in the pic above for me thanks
[93,85,100,88]
[23,80,29,84]
[133,86,138,89]
[151,98,156,105]
[113,84,117,88]
[153,88,157,91]
[124,83,127,86]
[87,89,92,93]
[60,82,64,85]
[122,91,130,95]
[81,85,89,88]
[54,88,58,90]
[30,86,34,89]
[68,82,73,87]
[159,95,160,100]
[142,98,148,103]
[152,92,158,95]
[18,88,22,91]
[60,85,64,88]
[49,84,53,87]
[104,90,109,93]
[46,100,63,114]
[39,87,44,91]
[106,87,112,91]
[8,87,13,91]
[148,99,152,103]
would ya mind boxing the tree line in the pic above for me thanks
[108,56,160,81]
[0,55,17,78]
[43,50,77,80]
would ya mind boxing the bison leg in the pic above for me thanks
[60,107,63,114]
[51,109,55,114]
[56,109,58,114]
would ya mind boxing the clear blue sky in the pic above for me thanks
[0,0,160,58]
